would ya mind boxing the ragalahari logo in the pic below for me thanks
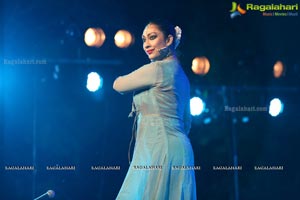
[230,2,247,18]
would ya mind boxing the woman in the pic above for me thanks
[113,19,197,200]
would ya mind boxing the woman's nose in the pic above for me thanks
[144,44,151,49]
[143,41,150,49]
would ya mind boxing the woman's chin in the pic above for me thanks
[148,56,156,61]
[148,55,154,59]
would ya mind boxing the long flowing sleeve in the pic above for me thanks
[113,62,157,94]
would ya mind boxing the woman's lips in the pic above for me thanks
[146,49,154,55]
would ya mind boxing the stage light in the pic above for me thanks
[273,61,284,78]
[203,117,212,124]
[191,56,210,75]
[114,30,134,48]
[269,98,284,117]
[86,72,103,92]
[241,116,249,123]
[84,28,106,47]
[53,65,60,80]
[190,97,205,116]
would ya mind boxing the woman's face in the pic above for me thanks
[142,24,169,61]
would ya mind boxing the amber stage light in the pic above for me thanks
[114,30,134,48]
[84,28,106,47]
[191,56,210,75]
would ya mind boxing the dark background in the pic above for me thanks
[1,0,300,199]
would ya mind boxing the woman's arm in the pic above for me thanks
[113,63,157,94]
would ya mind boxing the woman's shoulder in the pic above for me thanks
[139,58,180,73]
[153,58,179,67]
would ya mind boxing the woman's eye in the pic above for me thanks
[149,35,157,40]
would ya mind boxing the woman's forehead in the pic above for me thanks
[142,24,160,36]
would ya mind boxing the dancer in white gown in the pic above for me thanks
[113,19,197,200]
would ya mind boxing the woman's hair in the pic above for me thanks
[146,19,179,50]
